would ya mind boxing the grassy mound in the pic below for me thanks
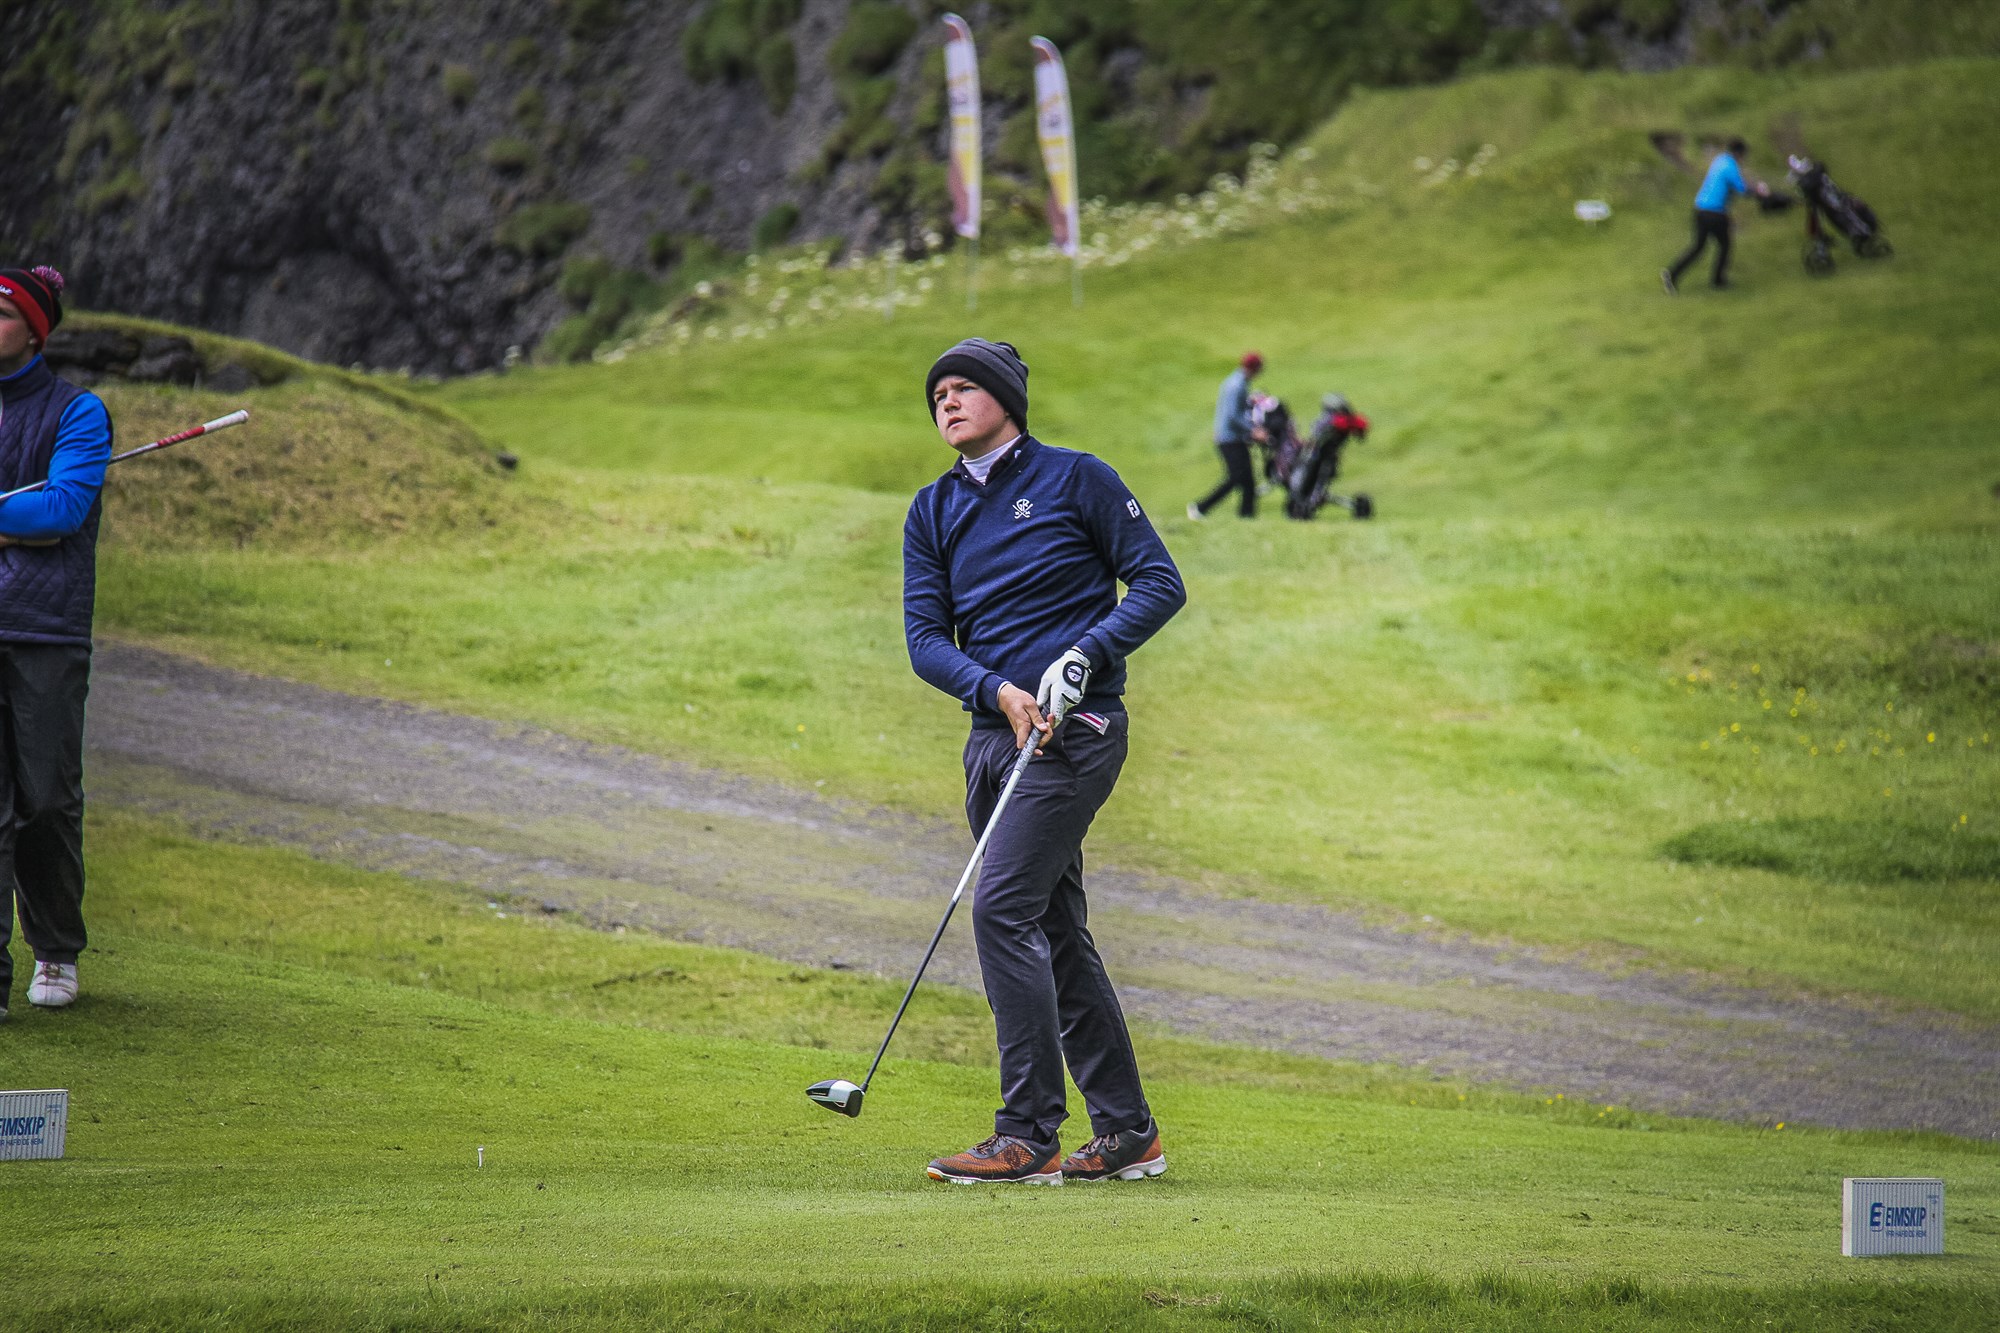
[87,59,2000,1027]
[64,313,522,549]
[2,812,1993,1329]
[97,380,522,548]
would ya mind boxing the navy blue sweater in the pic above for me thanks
[903,436,1186,729]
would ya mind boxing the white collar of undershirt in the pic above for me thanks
[960,434,1022,485]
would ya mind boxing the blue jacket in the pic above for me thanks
[1694,153,1748,212]
[1213,368,1254,445]
[904,436,1186,729]
[0,356,112,645]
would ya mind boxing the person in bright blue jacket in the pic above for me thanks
[905,337,1185,1186]
[1663,137,1769,293]
[0,265,111,1019]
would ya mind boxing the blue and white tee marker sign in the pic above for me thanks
[0,1089,69,1161]
[1842,1177,1944,1256]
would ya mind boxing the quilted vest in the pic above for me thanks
[0,358,104,644]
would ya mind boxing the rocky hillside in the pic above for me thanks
[3,0,1989,373]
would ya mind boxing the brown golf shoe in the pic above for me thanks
[1060,1121,1166,1182]
[925,1133,1064,1185]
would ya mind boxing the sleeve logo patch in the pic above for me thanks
[1127,498,1142,518]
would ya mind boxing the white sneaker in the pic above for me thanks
[1186,502,1204,521]
[27,962,77,1008]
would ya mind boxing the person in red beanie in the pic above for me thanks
[1188,351,1266,520]
[0,264,113,1020]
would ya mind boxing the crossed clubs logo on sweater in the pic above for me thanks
[1012,498,1034,520]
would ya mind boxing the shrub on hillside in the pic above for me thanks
[830,1,916,79]
[818,0,917,166]
[83,167,145,215]
[58,106,140,185]
[753,202,799,250]
[822,74,897,166]
[755,34,797,112]
[646,231,682,268]
[555,0,625,42]
[683,0,803,114]
[558,256,616,307]
[482,136,536,173]
[441,63,477,107]
[543,257,664,362]
[495,201,592,260]
[1619,0,1686,41]
[512,86,547,131]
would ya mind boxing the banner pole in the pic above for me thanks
[967,235,980,313]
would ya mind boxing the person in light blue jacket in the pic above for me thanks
[1662,137,1768,293]
[1187,351,1264,520]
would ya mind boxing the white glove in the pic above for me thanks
[1036,647,1093,726]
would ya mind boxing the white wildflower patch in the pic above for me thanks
[620,138,1461,355]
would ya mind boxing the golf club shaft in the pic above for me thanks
[858,725,1050,1093]
[0,409,249,505]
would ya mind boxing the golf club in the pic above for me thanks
[807,721,1055,1118]
[0,409,250,504]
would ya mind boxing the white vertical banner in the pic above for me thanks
[942,13,981,308]
[1030,37,1079,255]
[1030,36,1082,305]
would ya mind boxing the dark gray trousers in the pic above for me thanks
[1669,208,1733,286]
[963,714,1150,1145]
[1195,440,1257,518]
[0,642,91,1004]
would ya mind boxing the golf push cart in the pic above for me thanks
[1787,154,1892,276]
[1252,391,1373,521]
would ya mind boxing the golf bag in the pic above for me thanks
[1788,155,1891,275]
[1250,392,1303,489]
[1290,398,1371,520]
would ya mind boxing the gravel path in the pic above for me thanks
[86,643,1999,1137]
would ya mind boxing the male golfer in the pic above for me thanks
[1188,351,1264,520]
[0,265,110,1021]
[1662,136,1768,293]
[904,337,1185,1184]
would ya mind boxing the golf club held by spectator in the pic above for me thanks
[0,409,249,504]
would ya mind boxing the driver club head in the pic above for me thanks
[806,1078,864,1117]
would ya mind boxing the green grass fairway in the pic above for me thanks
[3,813,1994,1330]
[90,60,2000,1026]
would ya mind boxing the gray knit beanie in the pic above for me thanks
[924,337,1029,432]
